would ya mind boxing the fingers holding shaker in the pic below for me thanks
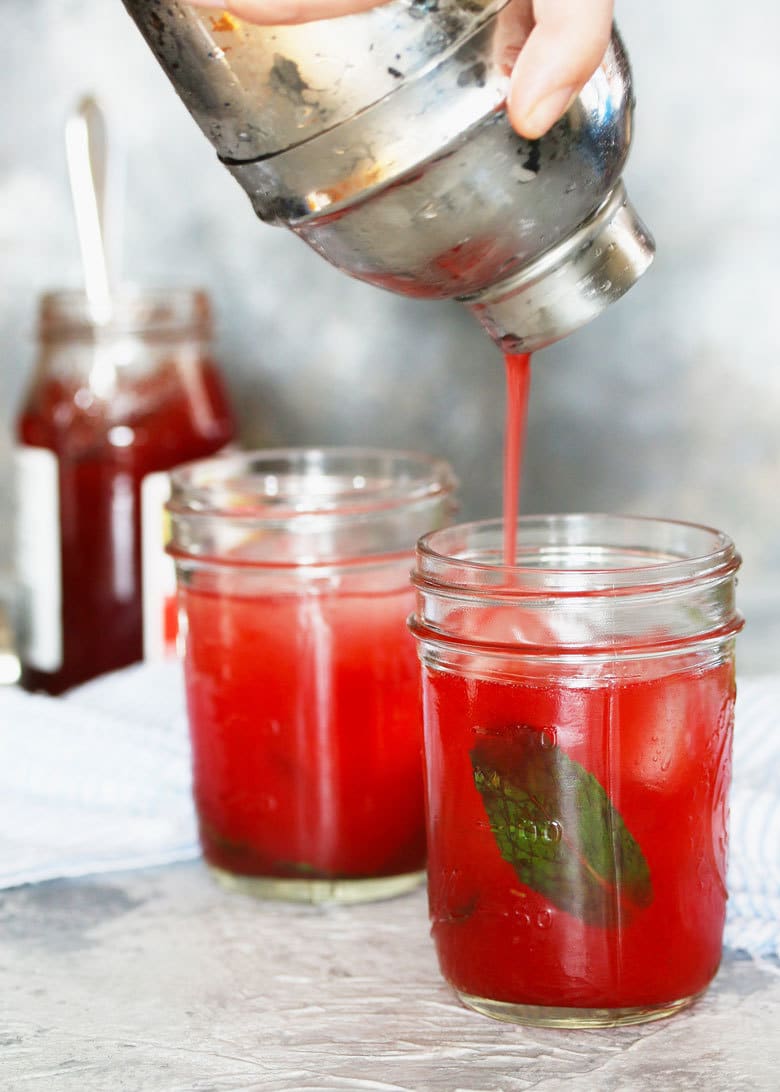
[183,0,615,141]
[168,448,457,903]
[410,515,743,1027]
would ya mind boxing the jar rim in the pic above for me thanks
[168,447,459,521]
[415,514,740,596]
[38,285,212,340]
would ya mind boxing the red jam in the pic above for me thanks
[17,359,234,693]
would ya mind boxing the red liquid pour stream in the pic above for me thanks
[502,352,532,566]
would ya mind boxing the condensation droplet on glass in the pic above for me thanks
[536,909,553,930]
[521,819,538,841]
[540,727,557,750]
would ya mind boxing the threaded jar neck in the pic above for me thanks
[168,448,459,567]
[411,515,743,658]
[38,287,212,343]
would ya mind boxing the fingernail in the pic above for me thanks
[519,85,577,139]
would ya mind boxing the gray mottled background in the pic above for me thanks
[0,0,778,671]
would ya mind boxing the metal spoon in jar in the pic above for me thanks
[65,95,114,325]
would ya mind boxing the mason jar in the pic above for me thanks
[410,515,743,1028]
[14,287,234,694]
[168,447,458,903]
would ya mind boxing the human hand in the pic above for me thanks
[186,0,613,140]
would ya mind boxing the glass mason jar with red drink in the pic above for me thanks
[167,448,458,903]
[410,515,743,1027]
[14,288,234,694]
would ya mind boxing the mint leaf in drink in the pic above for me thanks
[471,728,653,927]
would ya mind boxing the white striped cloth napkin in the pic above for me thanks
[0,665,777,959]
[0,662,197,888]
[723,675,780,959]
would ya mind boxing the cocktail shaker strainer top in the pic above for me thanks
[121,0,654,353]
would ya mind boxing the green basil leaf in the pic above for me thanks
[471,728,653,927]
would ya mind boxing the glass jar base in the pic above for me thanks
[455,989,703,1028]
[208,864,426,905]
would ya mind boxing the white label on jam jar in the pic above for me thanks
[13,445,63,672]
[141,470,178,662]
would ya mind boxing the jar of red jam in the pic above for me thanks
[167,448,458,903]
[14,288,235,694]
[410,515,743,1028]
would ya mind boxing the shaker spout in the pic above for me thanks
[461,183,656,354]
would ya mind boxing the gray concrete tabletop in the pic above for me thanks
[1,861,778,1091]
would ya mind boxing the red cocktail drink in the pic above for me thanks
[411,515,742,1026]
[424,660,734,1011]
[182,579,425,884]
[169,448,457,902]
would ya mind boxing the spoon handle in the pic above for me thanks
[65,96,113,323]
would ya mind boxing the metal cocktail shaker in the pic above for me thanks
[120,0,654,352]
